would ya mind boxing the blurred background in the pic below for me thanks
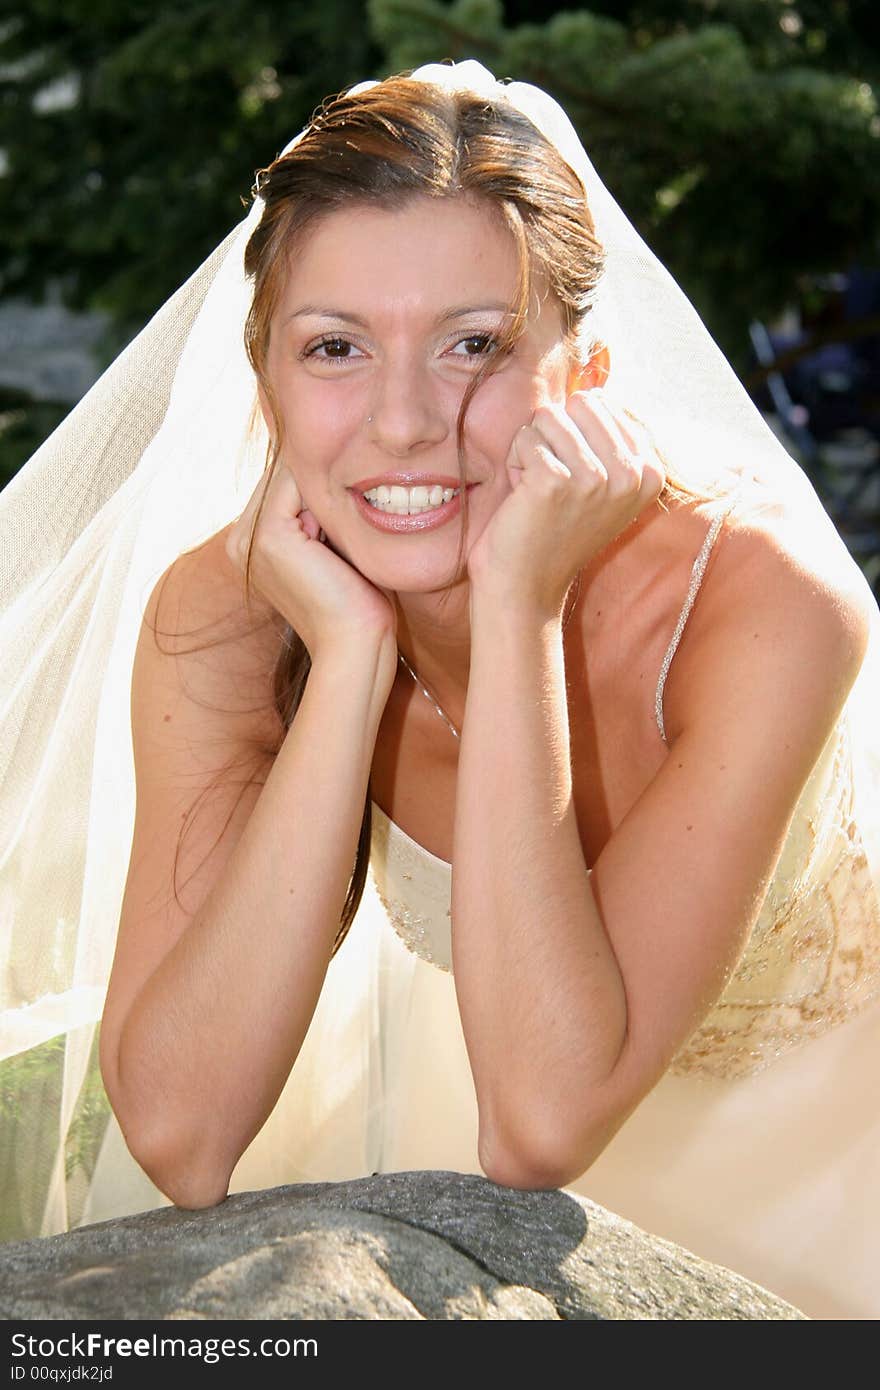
[1,0,878,590]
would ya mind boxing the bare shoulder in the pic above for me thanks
[708,491,873,657]
[134,522,287,757]
[144,522,284,666]
[662,489,875,745]
[714,485,871,605]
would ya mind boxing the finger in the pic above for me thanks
[511,424,574,487]
[299,508,321,541]
[565,389,634,459]
[230,462,308,564]
[563,391,635,491]
[530,400,603,478]
[505,428,528,489]
[263,458,304,517]
[636,454,666,506]
[585,392,661,472]
[514,424,571,475]
[566,391,652,494]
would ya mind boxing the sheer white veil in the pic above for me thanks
[1,59,877,1239]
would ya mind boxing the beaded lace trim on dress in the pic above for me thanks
[370,803,453,973]
[669,716,880,1077]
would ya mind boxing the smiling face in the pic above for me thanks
[262,194,575,595]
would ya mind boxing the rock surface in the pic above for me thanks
[0,1171,807,1320]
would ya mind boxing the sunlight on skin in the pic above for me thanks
[260,196,606,628]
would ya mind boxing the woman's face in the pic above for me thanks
[264,194,573,594]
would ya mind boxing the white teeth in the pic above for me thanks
[362,483,460,515]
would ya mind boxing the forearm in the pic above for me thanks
[109,641,391,1202]
[453,596,627,1185]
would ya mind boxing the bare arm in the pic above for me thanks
[101,518,396,1209]
[453,598,625,1185]
[454,525,873,1189]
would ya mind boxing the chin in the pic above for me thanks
[338,536,464,595]
[367,555,468,599]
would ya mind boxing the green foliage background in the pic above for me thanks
[0,0,878,486]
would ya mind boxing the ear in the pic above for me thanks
[568,343,611,395]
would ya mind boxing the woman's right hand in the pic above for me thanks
[225,460,398,671]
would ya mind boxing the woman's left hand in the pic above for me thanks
[466,389,665,619]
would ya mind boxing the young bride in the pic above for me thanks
[2,62,878,1319]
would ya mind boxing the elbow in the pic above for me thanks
[153,1165,232,1214]
[119,1114,233,1212]
[476,1065,640,1192]
[479,1147,577,1193]
[478,1112,616,1194]
[477,1034,662,1191]
[101,1042,233,1211]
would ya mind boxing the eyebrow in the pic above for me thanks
[283,302,513,326]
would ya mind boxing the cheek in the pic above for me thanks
[276,389,357,485]
[464,363,561,468]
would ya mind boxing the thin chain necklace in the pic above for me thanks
[397,571,583,740]
[396,648,461,740]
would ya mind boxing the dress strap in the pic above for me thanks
[654,507,731,744]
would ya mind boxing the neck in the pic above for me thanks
[393,580,472,719]
[389,502,668,724]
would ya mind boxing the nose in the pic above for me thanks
[367,358,450,457]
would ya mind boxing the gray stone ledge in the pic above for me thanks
[0,1171,807,1321]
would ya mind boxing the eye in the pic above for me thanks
[449,333,499,359]
[304,336,363,362]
